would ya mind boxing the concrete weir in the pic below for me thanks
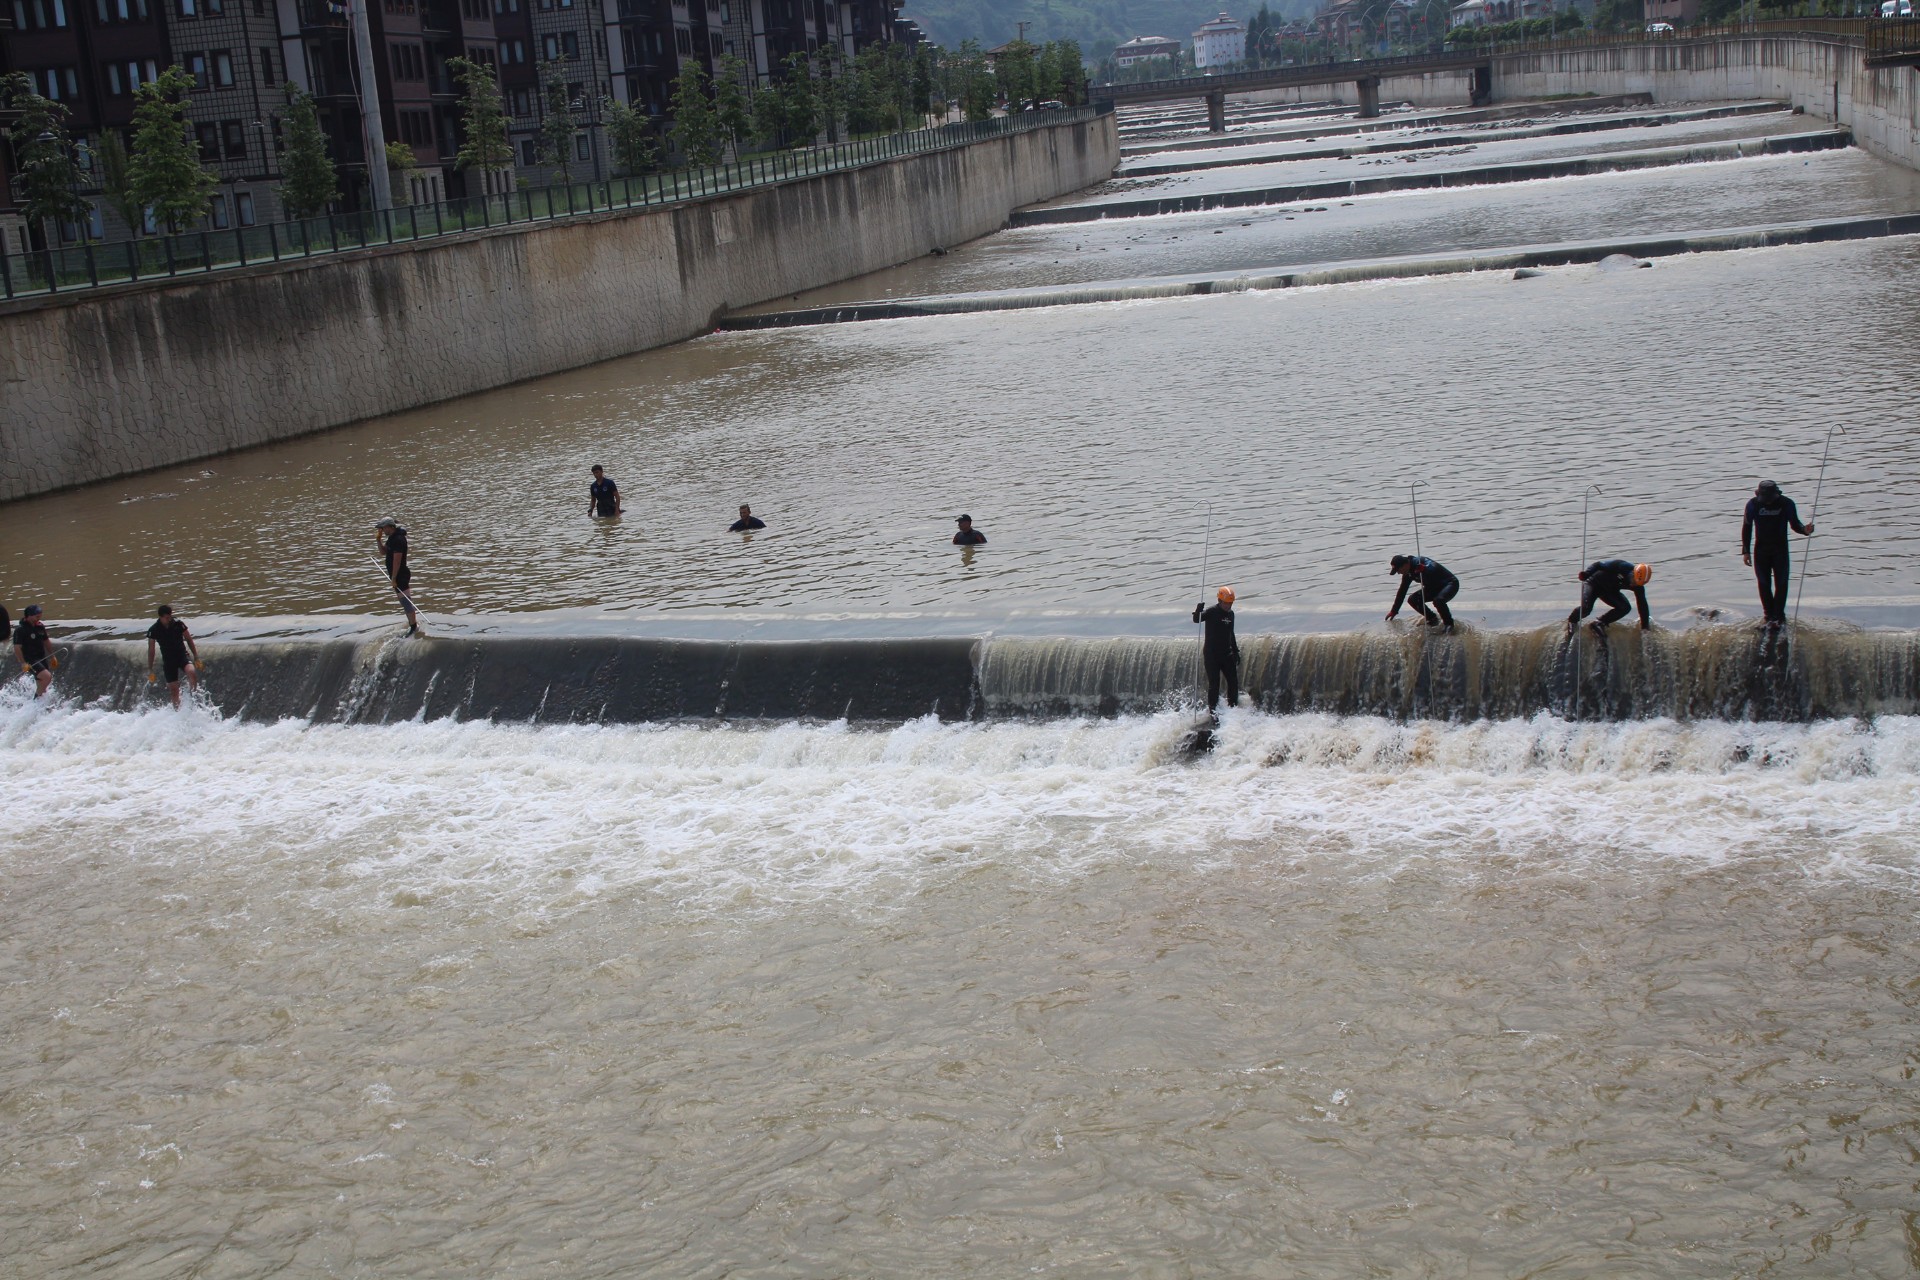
[719,212,1920,329]
[1013,127,1850,225]
[0,114,1118,503]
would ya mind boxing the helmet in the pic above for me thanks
[1633,563,1652,586]
[1217,586,1235,604]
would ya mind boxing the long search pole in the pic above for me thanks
[1198,502,1214,599]
[1409,480,1427,557]
[1574,483,1601,722]
[1791,425,1844,630]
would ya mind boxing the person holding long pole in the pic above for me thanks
[1192,586,1240,716]
[375,517,422,636]
[1741,480,1814,632]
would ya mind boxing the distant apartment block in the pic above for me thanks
[0,0,902,250]
[1190,12,1244,69]
[1112,34,1180,68]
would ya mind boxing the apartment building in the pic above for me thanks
[1,0,899,248]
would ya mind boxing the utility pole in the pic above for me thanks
[1015,20,1031,41]
[346,0,392,211]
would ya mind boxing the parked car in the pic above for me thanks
[1880,0,1912,17]
[1645,20,1676,32]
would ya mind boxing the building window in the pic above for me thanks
[13,0,72,27]
[215,51,235,85]
[237,191,256,225]
[188,51,208,85]
[573,132,587,159]
[223,119,246,156]
[562,30,578,56]
[258,46,277,81]
[511,87,531,113]
[520,138,536,165]
[35,67,80,100]
[196,122,220,159]
[178,0,194,15]
[674,26,691,52]
[210,194,230,228]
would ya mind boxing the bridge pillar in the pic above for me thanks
[1355,76,1381,118]
[1205,90,1227,133]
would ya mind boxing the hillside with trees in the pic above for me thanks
[901,0,1316,65]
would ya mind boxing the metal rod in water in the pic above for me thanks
[1574,483,1602,722]
[1409,480,1427,558]
[1791,425,1844,630]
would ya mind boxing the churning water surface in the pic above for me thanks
[6,96,1920,1278]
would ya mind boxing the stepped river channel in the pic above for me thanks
[5,96,1920,1277]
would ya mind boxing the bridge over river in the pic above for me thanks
[1094,51,1495,129]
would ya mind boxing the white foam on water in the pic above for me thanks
[3,682,1917,915]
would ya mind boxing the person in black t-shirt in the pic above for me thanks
[375,517,420,635]
[952,514,987,546]
[729,503,766,532]
[12,604,54,698]
[1191,586,1241,713]
[588,466,623,518]
[146,604,203,708]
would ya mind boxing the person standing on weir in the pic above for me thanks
[12,605,55,697]
[146,604,203,709]
[1192,586,1241,715]
[375,518,420,636]
[1742,480,1814,630]
[1567,561,1652,637]
[1386,554,1459,634]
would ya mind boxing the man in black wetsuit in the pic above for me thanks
[375,517,420,635]
[1386,554,1459,633]
[12,604,54,698]
[729,504,766,532]
[953,515,987,546]
[146,604,202,709]
[1567,560,1651,636]
[1741,480,1814,629]
[1191,586,1240,714]
[588,466,623,518]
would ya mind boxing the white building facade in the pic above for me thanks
[1191,12,1247,69]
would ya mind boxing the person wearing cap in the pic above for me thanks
[1741,480,1814,630]
[729,504,766,533]
[1566,560,1652,637]
[12,605,54,697]
[374,518,419,635]
[588,466,623,519]
[952,515,987,546]
[1191,587,1241,713]
[1386,554,1459,634]
[146,604,203,709]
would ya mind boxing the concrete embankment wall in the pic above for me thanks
[0,115,1118,503]
[1493,35,1920,168]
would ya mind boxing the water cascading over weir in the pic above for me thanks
[46,626,1920,725]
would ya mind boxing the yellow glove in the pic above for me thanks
[148,672,156,683]
[196,660,208,672]
[48,657,57,670]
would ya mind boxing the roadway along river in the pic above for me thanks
[3,97,1918,1278]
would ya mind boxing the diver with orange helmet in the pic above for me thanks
[1386,554,1459,633]
[1567,560,1652,636]
[1192,586,1240,712]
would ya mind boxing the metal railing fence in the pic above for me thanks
[1,103,1108,302]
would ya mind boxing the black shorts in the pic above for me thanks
[162,657,189,682]
[24,655,51,674]
[393,567,412,593]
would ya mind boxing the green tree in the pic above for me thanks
[910,45,936,123]
[0,72,94,238]
[127,65,218,233]
[279,84,338,218]
[603,95,658,176]
[714,54,754,155]
[536,61,578,182]
[449,57,513,177]
[668,61,724,165]
[96,130,145,235]
[994,39,1038,108]
[1051,41,1087,105]
[955,42,996,121]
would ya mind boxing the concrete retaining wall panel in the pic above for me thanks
[0,115,1118,502]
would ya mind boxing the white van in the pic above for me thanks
[1880,0,1913,16]
[1645,20,1675,32]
